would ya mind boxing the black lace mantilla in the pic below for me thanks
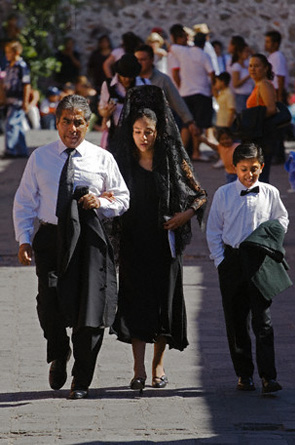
[109,85,207,253]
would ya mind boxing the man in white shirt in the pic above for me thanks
[265,30,288,103]
[170,32,215,160]
[265,30,289,164]
[13,95,130,399]
[207,143,288,394]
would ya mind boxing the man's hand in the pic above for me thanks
[79,192,116,210]
[78,193,101,210]
[18,243,33,265]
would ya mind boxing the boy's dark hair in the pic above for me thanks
[216,71,231,86]
[265,30,282,47]
[135,44,154,59]
[233,142,264,166]
[216,127,232,141]
[194,32,206,48]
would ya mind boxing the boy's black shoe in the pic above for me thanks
[261,378,282,394]
[237,376,256,391]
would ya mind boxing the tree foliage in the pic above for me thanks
[9,0,84,88]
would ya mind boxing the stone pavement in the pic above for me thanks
[0,130,295,445]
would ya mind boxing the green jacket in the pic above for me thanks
[240,219,293,300]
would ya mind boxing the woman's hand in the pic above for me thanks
[98,101,117,119]
[163,209,194,230]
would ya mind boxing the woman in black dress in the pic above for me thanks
[111,86,207,390]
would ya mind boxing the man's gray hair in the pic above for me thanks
[56,94,92,123]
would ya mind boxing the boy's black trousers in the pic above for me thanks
[218,245,277,381]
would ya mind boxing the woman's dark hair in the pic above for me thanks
[231,42,247,65]
[233,142,264,166]
[230,35,246,65]
[250,53,274,80]
[131,108,158,126]
[122,32,143,54]
[56,94,92,123]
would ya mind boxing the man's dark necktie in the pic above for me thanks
[240,186,260,196]
[56,148,76,218]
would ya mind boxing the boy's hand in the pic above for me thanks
[18,243,32,265]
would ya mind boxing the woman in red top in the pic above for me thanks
[247,53,277,182]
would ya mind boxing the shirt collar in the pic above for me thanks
[235,179,260,193]
[57,138,87,156]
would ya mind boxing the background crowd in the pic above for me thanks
[0,14,294,179]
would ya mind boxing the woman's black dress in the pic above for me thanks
[112,163,188,351]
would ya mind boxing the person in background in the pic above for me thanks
[265,30,289,164]
[59,82,75,101]
[247,53,277,183]
[55,37,81,87]
[231,43,254,113]
[22,87,41,130]
[200,127,239,182]
[170,32,215,161]
[193,23,220,75]
[134,44,199,152]
[2,40,30,158]
[146,32,167,74]
[212,40,227,73]
[40,86,60,130]
[99,53,148,148]
[214,71,236,130]
[103,32,143,79]
[87,35,112,92]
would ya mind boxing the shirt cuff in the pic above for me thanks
[98,197,110,209]
[19,232,32,246]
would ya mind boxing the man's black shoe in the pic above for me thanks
[262,378,282,394]
[68,379,88,399]
[237,376,256,391]
[49,348,71,390]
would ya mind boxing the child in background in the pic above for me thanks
[206,142,290,394]
[214,71,236,130]
[200,128,239,183]
[40,86,60,129]
[2,40,30,158]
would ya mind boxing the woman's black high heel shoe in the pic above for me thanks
[130,377,146,393]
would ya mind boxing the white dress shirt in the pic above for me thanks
[13,138,130,245]
[268,50,289,90]
[206,179,289,267]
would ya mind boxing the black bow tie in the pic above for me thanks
[240,186,260,196]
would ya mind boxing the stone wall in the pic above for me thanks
[2,0,295,87]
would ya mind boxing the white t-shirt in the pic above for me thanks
[268,50,289,90]
[231,62,254,95]
[170,44,214,97]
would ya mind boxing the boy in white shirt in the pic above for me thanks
[206,143,290,394]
